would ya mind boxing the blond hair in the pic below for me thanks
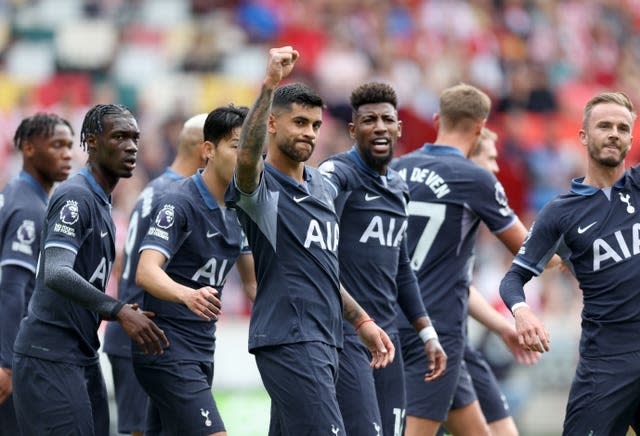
[470,127,497,157]
[439,83,491,131]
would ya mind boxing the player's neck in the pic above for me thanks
[266,152,305,183]
[583,161,626,188]
[170,156,201,178]
[201,167,226,206]
[433,131,476,157]
[23,166,54,195]
[85,162,117,196]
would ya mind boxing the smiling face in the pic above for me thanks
[269,103,323,163]
[580,102,634,168]
[349,102,402,173]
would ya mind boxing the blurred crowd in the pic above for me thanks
[0,0,628,401]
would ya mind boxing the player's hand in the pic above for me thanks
[514,306,550,353]
[499,325,541,365]
[264,46,299,89]
[129,303,156,319]
[0,367,12,404]
[356,321,396,369]
[422,339,447,382]
[117,304,170,355]
[183,286,221,321]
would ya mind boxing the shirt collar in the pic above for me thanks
[79,167,111,206]
[347,147,395,180]
[420,143,466,158]
[18,171,49,205]
[192,169,219,210]
[570,173,627,196]
[163,167,184,181]
[265,162,312,186]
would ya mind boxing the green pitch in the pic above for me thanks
[216,388,271,435]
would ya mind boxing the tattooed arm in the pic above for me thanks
[340,284,396,369]
[235,46,299,194]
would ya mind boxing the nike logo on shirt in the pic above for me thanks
[206,230,220,238]
[294,195,309,203]
[365,193,381,201]
[100,231,108,238]
[577,222,597,234]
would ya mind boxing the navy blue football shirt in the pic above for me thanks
[14,168,116,365]
[103,168,183,358]
[390,144,516,336]
[0,172,49,367]
[225,162,342,351]
[508,167,640,357]
[133,170,248,363]
[319,148,427,333]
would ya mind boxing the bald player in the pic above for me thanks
[102,113,208,436]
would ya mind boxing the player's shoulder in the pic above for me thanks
[0,178,24,209]
[627,165,640,187]
[318,152,353,175]
[386,166,409,191]
[49,174,91,205]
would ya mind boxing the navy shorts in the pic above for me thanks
[254,341,344,435]
[336,335,383,436]
[12,354,109,436]
[134,359,223,436]
[401,330,476,422]
[373,333,406,436]
[463,344,510,422]
[563,350,640,435]
[108,354,150,434]
[0,392,19,436]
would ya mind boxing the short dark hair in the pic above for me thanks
[273,83,324,111]
[80,103,134,150]
[350,82,398,113]
[14,113,74,150]
[204,104,249,144]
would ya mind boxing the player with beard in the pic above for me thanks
[225,46,395,435]
[501,92,640,434]
[11,104,168,436]
[319,82,447,436]
[0,113,74,434]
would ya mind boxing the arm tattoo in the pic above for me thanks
[236,85,274,193]
[340,285,365,324]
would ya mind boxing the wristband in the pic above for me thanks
[109,301,126,320]
[511,302,529,315]
[355,318,375,331]
[418,326,438,343]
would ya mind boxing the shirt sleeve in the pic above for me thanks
[0,264,33,368]
[396,237,428,323]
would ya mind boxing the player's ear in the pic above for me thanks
[579,129,588,146]
[85,134,97,154]
[348,122,356,139]
[267,113,277,135]
[21,141,35,158]
[397,120,402,138]
[433,113,440,130]
[204,140,215,161]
